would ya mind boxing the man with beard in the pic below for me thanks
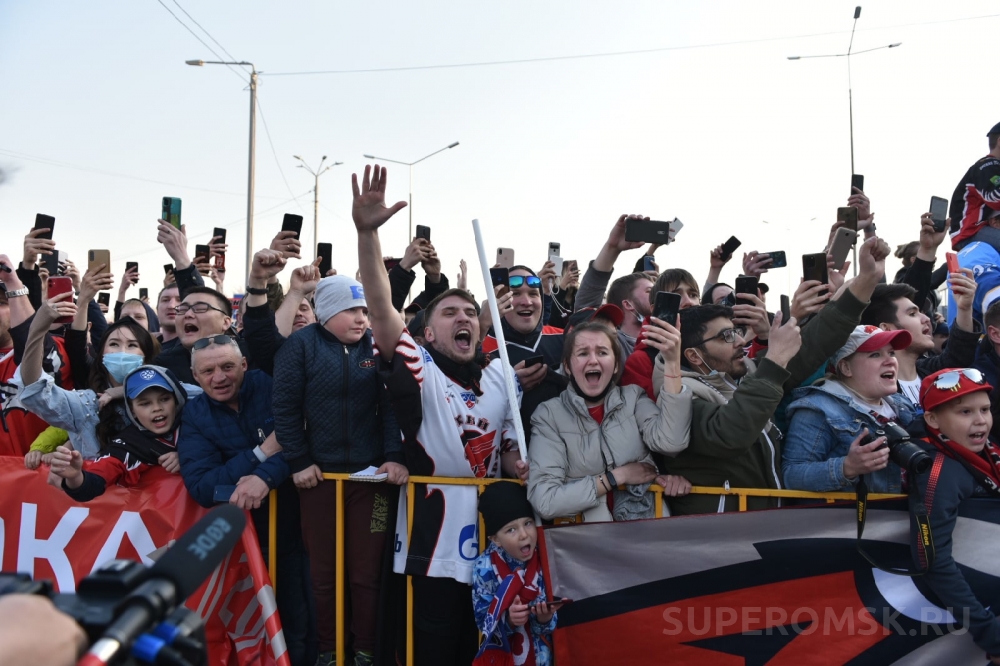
[352,165,526,665]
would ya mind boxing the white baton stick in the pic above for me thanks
[472,218,528,462]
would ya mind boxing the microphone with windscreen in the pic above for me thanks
[77,504,246,666]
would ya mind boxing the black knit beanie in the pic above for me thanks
[479,481,534,537]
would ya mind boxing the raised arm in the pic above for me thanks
[353,165,408,359]
[20,294,76,387]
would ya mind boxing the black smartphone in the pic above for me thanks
[780,294,791,324]
[643,256,656,272]
[195,244,211,264]
[126,261,138,274]
[281,213,304,238]
[161,197,182,230]
[759,251,787,268]
[317,242,333,277]
[523,355,544,368]
[490,267,511,297]
[802,253,829,289]
[837,207,859,232]
[415,225,431,242]
[851,174,864,194]
[734,275,759,303]
[652,291,681,326]
[212,227,227,247]
[164,263,174,275]
[212,227,227,270]
[34,213,55,240]
[97,292,110,307]
[42,248,60,277]
[139,287,148,300]
[720,235,741,262]
[930,196,948,233]
[624,219,672,244]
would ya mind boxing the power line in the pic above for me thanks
[170,0,245,69]
[0,147,289,199]
[255,95,304,211]
[264,12,1000,77]
[153,0,247,83]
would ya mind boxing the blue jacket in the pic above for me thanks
[178,369,289,507]
[783,380,919,493]
[272,325,403,474]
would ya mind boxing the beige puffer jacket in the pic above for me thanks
[527,382,692,522]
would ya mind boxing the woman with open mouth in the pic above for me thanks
[526,318,693,522]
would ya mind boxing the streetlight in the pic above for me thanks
[293,155,343,255]
[187,59,258,277]
[788,7,900,276]
[362,142,460,241]
[786,7,901,174]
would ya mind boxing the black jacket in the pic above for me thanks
[916,320,981,379]
[272,325,403,474]
[388,264,449,312]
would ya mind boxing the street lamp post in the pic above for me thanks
[362,142,460,242]
[293,155,343,255]
[787,7,900,275]
[186,59,258,277]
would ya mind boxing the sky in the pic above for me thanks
[2,1,999,305]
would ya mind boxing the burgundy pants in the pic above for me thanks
[298,480,390,652]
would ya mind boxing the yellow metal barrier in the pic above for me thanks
[265,476,905,665]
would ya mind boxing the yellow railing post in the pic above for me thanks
[406,479,416,666]
[335,479,346,666]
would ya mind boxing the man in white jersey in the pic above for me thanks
[352,166,527,665]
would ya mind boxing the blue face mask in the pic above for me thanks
[103,352,145,384]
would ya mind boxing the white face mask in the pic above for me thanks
[691,348,720,377]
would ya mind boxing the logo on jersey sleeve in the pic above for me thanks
[462,430,498,478]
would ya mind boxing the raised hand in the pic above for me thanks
[269,230,302,260]
[23,227,55,270]
[731,293,770,341]
[790,280,830,320]
[290,259,322,296]
[742,251,773,277]
[764,311,801,369]
[250,249,287,282]
[401,238,430,271]
[352,165,407,232]
[857,236,890,281]
[607,214,646,252]
[457,259,468,291]
[156,220,191,268]
[643,316,682,374]
[36,292,77,328]
[848,187,871,222]
[81,265,114,302]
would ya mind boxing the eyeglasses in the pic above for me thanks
[175,302,230,316]
[931,368,985,390]
[694,325,747,347]
[191,334,237,351]
[509,275,542,289]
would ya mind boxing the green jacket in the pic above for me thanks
[659,288,870,515]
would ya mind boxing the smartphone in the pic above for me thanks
[652,291,681,326]
[759,251,787,268]
[490,267,511,297]
[139,287,148,300]
[946,252,960,275]
[550,256,563,275]
[523,355,545,368]
[837,206,859,232]
[668,218,684,240]
[34,214,55,240]
[829,228,856,268]
[496,248,515,269]
[720,235,741,262]
[161,197,182,229]
[213,485,236,503]
[930,196,949,233]
[195,245,211,270]
[734,276,759,303]
[415,225,431,242]
[125,261,138,280]
[42,249,60,277]
[88,249,111,275]
[624,219,671,244]
[383,257,401,272]
[527,596,571,608]
[317,242,333,277]
[213,227,227,270]
[164,263,174,275]
[281,213,304,238]
[548,242,561,259]
[851,174,864,194]
[780,294,791,324]
[97,292,111,307]
[47,277,75,323]
[643,255,656,272]
[802,253,829,288]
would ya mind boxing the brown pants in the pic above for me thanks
[299,480,391,653]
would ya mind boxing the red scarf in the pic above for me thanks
[474,549,542,666]
[926,429,1000,496]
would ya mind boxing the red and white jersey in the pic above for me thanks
[379,332,521,583]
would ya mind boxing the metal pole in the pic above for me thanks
[246,70,257,279]
[313,173,320,256]
[408,163,413,242]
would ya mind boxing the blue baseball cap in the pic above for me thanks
[126,367,175,399]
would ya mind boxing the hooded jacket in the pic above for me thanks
[64,366,188,502]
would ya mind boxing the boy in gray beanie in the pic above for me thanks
[272,272,407,666]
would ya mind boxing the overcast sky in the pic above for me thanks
[2,1,998,303]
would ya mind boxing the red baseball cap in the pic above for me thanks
[919,368,993,412]
[833,325,912,365]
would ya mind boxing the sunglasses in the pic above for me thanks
[694,325,747,347]
[191,334,237,351]
[175,302,231,316]
[509,275,542,289]
[931,368,985,391]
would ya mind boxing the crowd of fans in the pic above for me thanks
[3,122,1000,665]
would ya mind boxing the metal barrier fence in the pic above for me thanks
[267,475,904,665]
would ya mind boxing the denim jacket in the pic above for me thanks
[782,379,918,493]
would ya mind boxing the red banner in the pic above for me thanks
[0,456,290,666]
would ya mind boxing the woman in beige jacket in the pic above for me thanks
[527,319,693,522]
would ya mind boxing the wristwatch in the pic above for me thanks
[5,287,29,299]
[606,469,619,491]
[245,285,268,296]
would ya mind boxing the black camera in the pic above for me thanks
[863,421,931,475]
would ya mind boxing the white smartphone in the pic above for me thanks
[497,247,515,269]
[668,218,684,241]
[829,227,856,268]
